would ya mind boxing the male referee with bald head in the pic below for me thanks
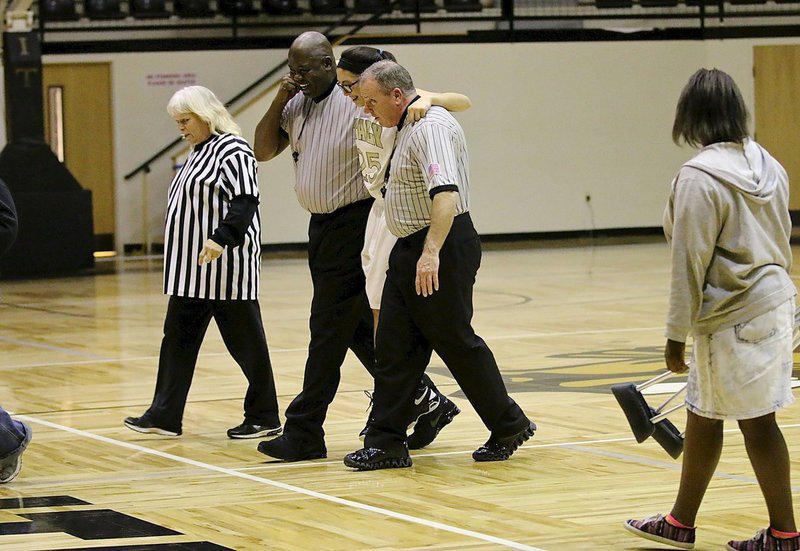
[254,32,444,462]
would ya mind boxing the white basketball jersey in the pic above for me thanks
[353,112,397,200]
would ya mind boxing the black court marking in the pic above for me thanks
[58,544,232,550]
[0,509,180,539]
[0,495,89,508]
[0,496,233,549]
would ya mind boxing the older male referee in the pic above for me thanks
[344,61,536,471]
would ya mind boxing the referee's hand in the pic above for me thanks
[198,239,223,265]
[278,75,300,100]
[415,251,440,297]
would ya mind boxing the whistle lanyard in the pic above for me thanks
[381,140,398,198]
[292,100,312,164]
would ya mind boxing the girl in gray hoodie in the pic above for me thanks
[625,69,799,551]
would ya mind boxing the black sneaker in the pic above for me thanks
[343,447,412,471]
[257,434,327,462]
[472,421,536,462]
[358,390,375,441]
[227,423,282,439]
[407,390,460,450]
[124,416,181,437]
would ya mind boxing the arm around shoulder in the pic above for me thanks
[418,88,472,112]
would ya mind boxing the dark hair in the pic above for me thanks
[672,68,749,148]
[337,46,397,75]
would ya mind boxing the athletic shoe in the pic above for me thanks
[227,423,282,439]
[123,416,181,437]
[257,435,327,462]
[624,514,695,549]
[407,389,460,450]
[343,447,412,471]
[358,390,374,441]
[726,528,800,550]
[472,421,536,462]
[0,422,31,484]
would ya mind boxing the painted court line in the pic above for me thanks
[235,427,800,494]
[0,335,109,359]
[0,347,309,371]
[486,326,663,341]
[0,323,661,370]
[12,413,544,551]
[235,435,644,472]
[565,444,800,492]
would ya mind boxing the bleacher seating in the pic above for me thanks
[130,0,171,18]
[397,0,439,13]
[354,0,392,12]
[309,0,347,14]
[84,0,126,19]
[39,0,80,21]
[218,0,259,16]
[174,0,215,16]
[443,0,483,11]
[261,0,303,15]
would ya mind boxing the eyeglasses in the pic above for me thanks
[337,79,359,94]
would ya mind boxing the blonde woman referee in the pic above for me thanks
[124,86,281,440]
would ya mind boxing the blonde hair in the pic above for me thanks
[167,85,241,136]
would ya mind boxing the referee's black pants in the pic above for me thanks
[144,296,280,432]
[365,213,530,452]
[283,199,377,443]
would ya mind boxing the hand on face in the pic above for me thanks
[288,52,334,99]
[278,74,301,100]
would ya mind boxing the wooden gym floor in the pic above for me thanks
[0,237,799,550]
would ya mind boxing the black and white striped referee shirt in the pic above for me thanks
[384,106,471,238]
[164,133,261,300]
[280,83,371,214]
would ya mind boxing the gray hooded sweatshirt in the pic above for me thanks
[663,138,794,342]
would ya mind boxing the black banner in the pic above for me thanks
[2,31,44,142]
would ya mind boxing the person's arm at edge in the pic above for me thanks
[0,180,18,258]
[417,88,472,112]
[664,172,720,374]
[407,89,471,124]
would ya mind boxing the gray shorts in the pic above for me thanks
[687,298,795,420]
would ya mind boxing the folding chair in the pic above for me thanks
[611,306,800,459]
[612,372,685,458]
